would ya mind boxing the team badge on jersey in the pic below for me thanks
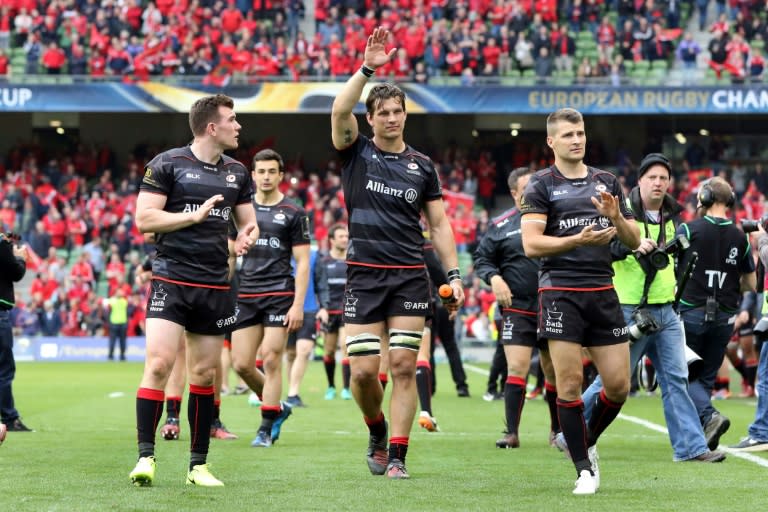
[226,174,236,183]
[595,183,607,193]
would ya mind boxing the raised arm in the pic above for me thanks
[331,27,396,150]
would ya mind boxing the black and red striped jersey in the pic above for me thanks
[139,146,252,286]
[338,135,442,268]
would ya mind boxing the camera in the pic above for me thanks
[741,215,768,233]
[627,308,661,343]
[635,234,690,273]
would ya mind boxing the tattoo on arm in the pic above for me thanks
[344,129,352,144]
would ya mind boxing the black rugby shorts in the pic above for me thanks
[321,312,344,334]
[343,265,430,324]
[538,287,628,346]
[498,308,540,348]
[233,293,294,330]
[287,311,318,348]
[145,279,236,336]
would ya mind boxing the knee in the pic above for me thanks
[350,365,379,386]
[602,378,630,402]
[144,356,174,381]
[389,356,416,380]
[556,373,584,399]
[262,349,283,372]
[231,355,254,376]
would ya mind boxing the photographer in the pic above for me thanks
[0,233,33,433]
[730,223,768,452]
[677,177,756,450]
[582,153,724,462]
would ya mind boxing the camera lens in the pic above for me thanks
[648,250,669,270]
[743,220,760,233]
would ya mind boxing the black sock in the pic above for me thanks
[136,388,164,458]
[745,359,758,387]
[342,359,351,389]
[259,405,280,433]
[166,396,182,419]
[365,412,387,439]
[388,437,409,463]
[544,381,560,433]
[415,361,432,415]
[323,355,336,388]
[188,385,214,459]
[213,400,221,422]
[504,376,526,435]
[587,389,624,446]
[557,398,591,474]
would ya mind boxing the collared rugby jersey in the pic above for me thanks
[520,165,633,289]
[139,146,252,286]
[338,135,442,268]
[237,196,310,295]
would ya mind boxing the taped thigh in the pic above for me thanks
[345,332,381,357]
[388,329,423,352]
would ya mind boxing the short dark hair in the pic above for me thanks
[707,176,734,205]
[189,94,234,136]
[546,108,583,136]
[507,167,535,192]
[328,223,348,240]
[365,83,406,115]
[253,148,284,172]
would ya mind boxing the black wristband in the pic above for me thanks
[447,268,462,282]
[360,65,375,78]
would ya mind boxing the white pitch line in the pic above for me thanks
[464,364,768,468]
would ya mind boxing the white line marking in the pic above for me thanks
[464,364,768,467]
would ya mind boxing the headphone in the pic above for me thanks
[698,180,735,209]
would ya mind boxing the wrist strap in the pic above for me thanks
[360,65,375,78]
[447,268,461,283]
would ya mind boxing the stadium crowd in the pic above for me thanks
[0,0,760,82]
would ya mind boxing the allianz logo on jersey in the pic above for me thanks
[182,203,231,221]
[255,237,281,248]
[558,216,610,230]
[366,180,418,203]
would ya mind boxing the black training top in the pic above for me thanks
[474,207,539,312]
[314,252,348,311]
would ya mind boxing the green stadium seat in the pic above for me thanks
[522,69,536,77]
[578,31,595,42]
[500,76,518,86]
[634,60,650,71]
[651,60,668,70]
[752,39,765,52]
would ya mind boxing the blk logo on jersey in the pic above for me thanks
[725,247,739,265]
